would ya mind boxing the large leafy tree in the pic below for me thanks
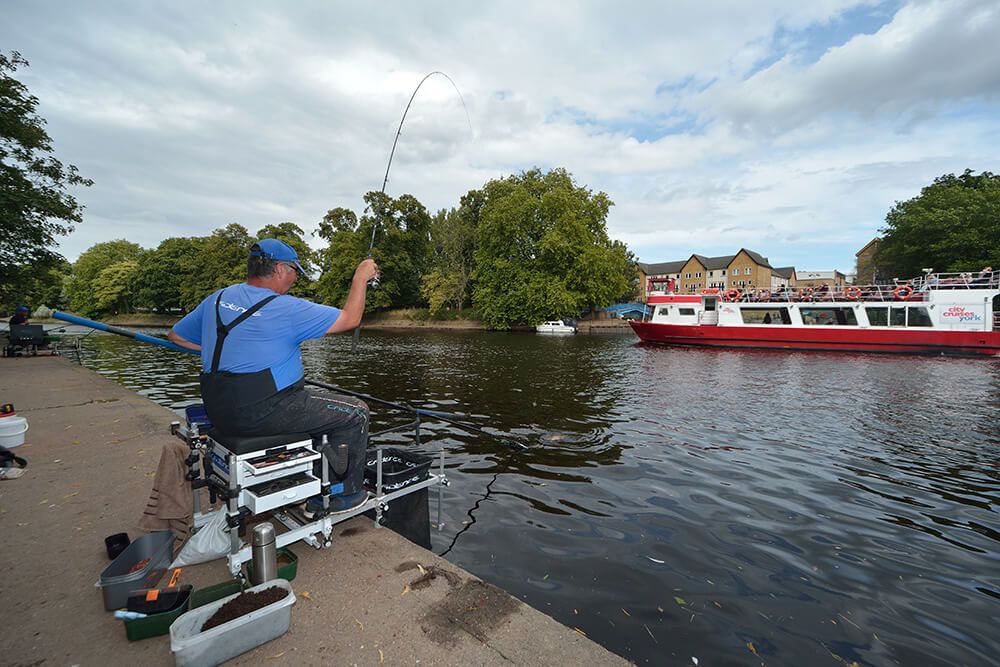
[1,51,93,305]
[877,169,1000,278]
[314,191,433,310]
[421,203,478,314]
[472,168,627,329]
[131,237,204,312]
[181,224,253,310]
[65,239,143,316]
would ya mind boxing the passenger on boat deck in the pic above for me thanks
[815,282,830,298]
[970,266,994,285]
[168,239,379,510]
[920,273,938,292]
[8,306,29,326]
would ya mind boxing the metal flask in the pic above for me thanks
[249,522,278,585]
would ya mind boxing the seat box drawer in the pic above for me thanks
[244,472,319,513]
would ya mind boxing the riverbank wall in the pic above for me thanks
[35,311,635,334]
[0,356,629,666]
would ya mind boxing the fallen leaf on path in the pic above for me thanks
[401,584,411,596]
[298,591,312,600]
[268,652,285,659]
[64,492,77,498]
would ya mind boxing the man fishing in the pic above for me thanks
[168,238,378,512]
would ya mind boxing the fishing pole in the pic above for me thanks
[351,70,472,352]
[51,310,528,451]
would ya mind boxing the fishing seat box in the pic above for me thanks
[205,429,321,514]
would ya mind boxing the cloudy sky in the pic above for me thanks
[4,0,999,275]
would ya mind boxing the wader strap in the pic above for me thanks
[209,291,279,373]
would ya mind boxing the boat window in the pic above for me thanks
[704,298,717,312]
[890,307,906,327]
[656,306,670,317]
[866,307,887,326]
[800,308,858,326]
[907,307,932,327]
[740,308,791,324]
[678,308,696,316]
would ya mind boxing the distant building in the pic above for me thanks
[771,266,796,290]
[637,249,775,300]
[855,238,880,283]
[793,270,847,291]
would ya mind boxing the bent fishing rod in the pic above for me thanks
[52,310,527,451]
[351,70,472,352]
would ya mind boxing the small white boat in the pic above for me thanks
[536,320,577,334]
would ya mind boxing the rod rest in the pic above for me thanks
[205,427,313,454]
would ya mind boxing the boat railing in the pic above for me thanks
[714,271,998,305]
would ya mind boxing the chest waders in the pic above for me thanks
[199,291,279,433]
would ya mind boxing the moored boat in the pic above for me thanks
[536,319,578,334]
[629,271,1000,356]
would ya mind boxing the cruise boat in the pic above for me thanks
[629,271,1000,356]
[536,319,577,334]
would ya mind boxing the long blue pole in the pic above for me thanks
[53,310,196,354]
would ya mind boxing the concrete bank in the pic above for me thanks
[0,356,630,666]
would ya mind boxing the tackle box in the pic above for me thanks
[95,530,175,610]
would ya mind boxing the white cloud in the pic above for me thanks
[2,0,997,276]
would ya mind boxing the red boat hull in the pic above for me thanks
[629,321,1000,356]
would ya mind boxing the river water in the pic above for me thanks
[58,325,999,666]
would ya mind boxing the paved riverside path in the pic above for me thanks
[0,356,630,666]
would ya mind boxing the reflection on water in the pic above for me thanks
[64,325,1000,666]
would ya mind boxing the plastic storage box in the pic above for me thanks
[96,530,174,610]
[169,579,295,667]
[364,447,432,492]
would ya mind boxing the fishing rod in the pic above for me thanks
[51,310,528,451]
[351,70,472,352]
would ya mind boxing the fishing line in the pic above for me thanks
[352,70,473,352]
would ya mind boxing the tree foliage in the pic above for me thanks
[314,191,432,310]
[421,205,477,314]
[472,168,627,329]
[131,237,204,312]
[877,169,1000,278]
[0,51,92,304]
[65,240,143,316]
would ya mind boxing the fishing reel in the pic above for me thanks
[368,270,382,289]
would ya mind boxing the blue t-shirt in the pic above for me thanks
[173,283,341,392]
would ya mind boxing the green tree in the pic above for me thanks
[877,169,1000,278]
[421,204,478,314]
[65,240,143,316]
[92,260,139,314]
[181,224,252,310]
[472,168,627,329]
[314,192,433,310]
[2,259,70,315]
[314,207,365,306]
[131,237,203,312]
[0,51,93,305]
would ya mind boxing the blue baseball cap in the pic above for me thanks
[16,306,28,312]
[249,239,310,279]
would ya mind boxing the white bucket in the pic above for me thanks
[0,415,28,448]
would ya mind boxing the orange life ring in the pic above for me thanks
[725,289,741,301]
[799,287,814,300]
[893,284,913,300]
[846,286,862,300]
